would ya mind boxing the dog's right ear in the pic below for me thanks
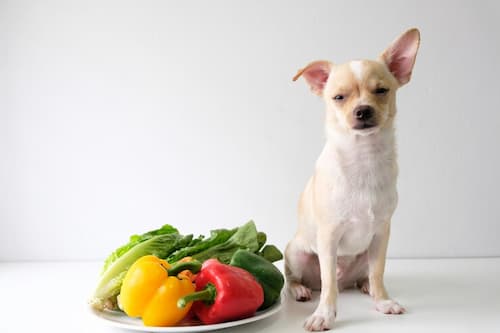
[293,60,332,96]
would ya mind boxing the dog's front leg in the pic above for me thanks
[368,221,405,314]
[303,222,344,331]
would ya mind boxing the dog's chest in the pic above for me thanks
[334,149,397,220]
[320,136,398,254]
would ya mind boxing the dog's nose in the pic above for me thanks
[353,105,374,120]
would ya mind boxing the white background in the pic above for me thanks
[1,0,499,261]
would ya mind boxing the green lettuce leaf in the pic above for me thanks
[101,224,179,274]
[192,220,260,263]
[166,227,237,263]
[91,231,192,310]
[258,244,284,262]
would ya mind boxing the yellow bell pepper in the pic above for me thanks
[120,255,202,326]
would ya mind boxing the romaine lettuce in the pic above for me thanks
[91,229,193,310]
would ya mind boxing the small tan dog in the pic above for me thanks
[285,28,420,331]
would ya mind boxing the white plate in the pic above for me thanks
[90,299,282,332]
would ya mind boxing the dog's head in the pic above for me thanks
[294,29,420,136]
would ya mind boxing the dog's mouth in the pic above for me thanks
[352,121,377,130]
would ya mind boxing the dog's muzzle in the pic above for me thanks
[352,105,377,130]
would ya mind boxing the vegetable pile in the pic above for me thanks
[90,220,284,326]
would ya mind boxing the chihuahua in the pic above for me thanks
[285,28,420,331]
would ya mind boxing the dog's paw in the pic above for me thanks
[357,278,370,295]
[375,299,406,314]
[303,307,336,331]
[288,282,312,302]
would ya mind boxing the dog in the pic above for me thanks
[284,28,420,331]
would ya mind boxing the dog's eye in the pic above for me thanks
[374,87,389,95]
[333,95,344,101]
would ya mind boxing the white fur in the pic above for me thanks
[349,60,364,82]
[320,131,398,255]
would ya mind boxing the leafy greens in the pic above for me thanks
[90,220,282,311]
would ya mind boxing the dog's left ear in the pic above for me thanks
[380,28,420,86]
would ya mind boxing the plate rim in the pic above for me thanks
[89,298,283,332]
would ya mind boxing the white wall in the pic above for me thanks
[1,0,500,261]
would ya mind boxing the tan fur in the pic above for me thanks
[322,60,399,135]
[285,29,420,331]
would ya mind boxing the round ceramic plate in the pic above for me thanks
[90,299,282,332]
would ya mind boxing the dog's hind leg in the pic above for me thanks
[284,237,320,301]
[357,277,370,294]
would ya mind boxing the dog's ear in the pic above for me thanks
[293,60,332,96]
[380,28,420,85]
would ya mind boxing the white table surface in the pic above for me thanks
[1,258,499,333]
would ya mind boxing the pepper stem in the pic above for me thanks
[177,283,217,309]
[167,260,202,276]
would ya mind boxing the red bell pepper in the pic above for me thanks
[177,258,264,324]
